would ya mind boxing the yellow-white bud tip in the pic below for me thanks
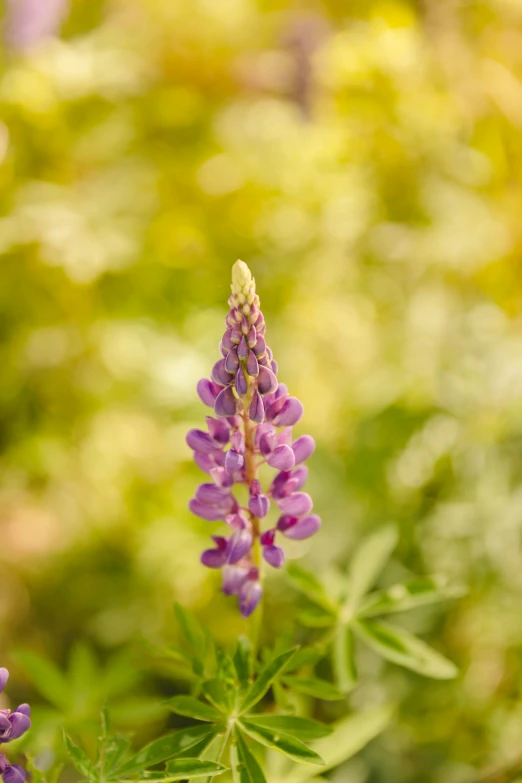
[231,260,255,296]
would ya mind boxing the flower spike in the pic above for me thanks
[186,260,321,616]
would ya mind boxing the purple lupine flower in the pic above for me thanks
[0,757,26,783]
[0,670,30,783]
[186,261,321,617]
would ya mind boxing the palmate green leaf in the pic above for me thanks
[282,647,325,673]
[281,676,344,701]
[114,725,218,777]
[243,715,332,741]
[286,565,333,611]
[344,526,398,611]
[174,604,207,661]
[239,721,324,767]
[15,650,70,711]
[63,732,98,781]
[231,733,266,783]
[164,696,224,722]
[240,649,297,713]
[353,619,458,679]
[175,735,222,761]
[198,732,229,783]
[216,649,237,686]
[233,637,253,688]
[69,642,99,714]
[102,736,132,776]
[332,625,357,694]
[298,605,336,629]
[202,678,233,713]
[358,578,465,618]
[26,757,64,783]
[281,705,394,783]
[164,758,228,779]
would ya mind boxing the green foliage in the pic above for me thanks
[63,717,220,781]
[288,528,461,690]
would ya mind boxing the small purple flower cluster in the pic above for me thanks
[0,669,31,783]
[186,261,321,617]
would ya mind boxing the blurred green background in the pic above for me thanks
[1,0,522,781]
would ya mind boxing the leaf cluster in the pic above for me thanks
[288,526,463,692]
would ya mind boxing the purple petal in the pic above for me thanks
[210,466,234,488]
[195,483,231,506]
[255,423,276,449]
[14,705,30,718]
[215,386,238,417]
[277,514,298,533]
[246,350,259,376]
[226,530,253,564]
[5,712,31,741]
[230,327,242,344]
[201,548,228,568]
[194,453,215,474]
[235,368,248,396]
[226,511,248,530]
[225,348,240,373]
[248,494,270,518]
[247,326,257,348]
[212,358,232,386]
[221,330,235,352]
[0,714,11,731]
[0,669,8,693]
[231,430,245,453]
[283,514,322,540]
[186,429,219,454]
[267,444,295,471]
[197,378,218,407]
[249,390,264,423]
[253,335,266,356]
[263,545,285,568]
[2,766,26,783]
[189,499,226,521]
[272,397,304,426]
[265,394,289,422]
[239,580,263,617]
[292,435,316,464]
[270,467,308,498]
[291,465,309,490]
[222,565,250,595]
[274,384,288,400]
[260,529,276,546]
[206,417,230,445]
[259,430,277,457]
[271,471,292,499]
[277,427,293,446]
[238,336,248,359]
[271,360,278,375]
[277,492,313,516]
[257,366,278,395]
[225,449,244,475]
